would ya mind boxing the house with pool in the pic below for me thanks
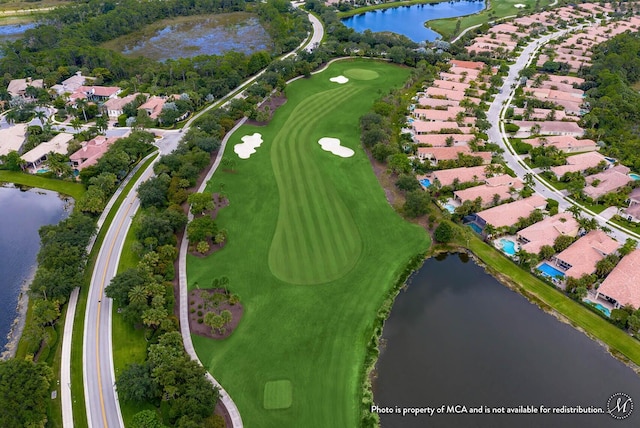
[595,249,640,311]
[465,194,547,232]
[583,165,632,201]
[21,133,74,171]
[549,151,608,179]
[622,188,640,223]
[549,230,620,280]
[517,212,580,255]
[429,165,488,187]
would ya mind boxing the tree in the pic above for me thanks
[187,216,218,243]
[188,192,214,216]
[595,254,619,278]
[619,238,637,257]
[204,312,225,334]
[197,241,210,254]
[403,190,431,218]
[553,234,575,252]
[138,175,171,209]
[395,174,420,191]
[117,363,156,403]
[105,268,147,307]
[434,221,454,243]
[538,245,555,261]
[131,410,166,428]
[387,153,411,174]
[0,358,52,428]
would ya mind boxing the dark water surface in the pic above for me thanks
[373,253,640,427]
[342,0,486,42]
[0,186,70,352]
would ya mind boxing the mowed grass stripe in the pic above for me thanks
[283,88,359,281]
[269,85,362,284]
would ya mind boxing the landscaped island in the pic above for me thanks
[188,59,430,427]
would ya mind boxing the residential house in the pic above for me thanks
[512,120,584,138]
[412,121,469,135]
[103,94,139,119]
[0,124,27,156]
[583,165,632,200]
[552,230,620,279]
[596,249,640,310]
[623,187,640,222]
[7,78,44,99]
[138,96,167,120]
[413,133,476,147]
[417,146,471,163]
[71,86,121,102]
[413,107,465,122]
[70,135,121,170]
[21,133,74,170]
[429,165,488,187]
[453,176,523,207]
[472,195,547,229]
[517,212,580,254]
[550,152,608,178]
[51,72,94,96]
[523,135,598,153]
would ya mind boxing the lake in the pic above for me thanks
[342,0,486,42]
[373,253,640,427]
[0,22,35,45]
[104,12,271,62]
[0,186,70,354]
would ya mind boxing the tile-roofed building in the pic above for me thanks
[432,79,471,92]
[550,152,608,178]
[416,97,458,108]
[474,195,547,229]
[553,230,620,279]
[512,107,573,121]
[596,249,640,310]
[70,135,121,170]
[454,177,523,207]
[413,107,465,122]
[623,187,640,222]
[51,72,94,96]
[449,59,486,70]
[583,165,632,200]
[7,78,44,98]
[517,212,580,255]
[21,133,74,169]
[72,86,121,102]
[425,87,468,101]
[413,133,475,147]
[513,120,584,138]
[412,121,470,134]
[430,165,488,187]
[138,96,167,120]
[417,146,471,163]
[0,124,27,156]
[103,94,139,119]
[522,135,597,153]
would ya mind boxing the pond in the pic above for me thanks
[373,253,640,427]
[103,12,271,62]
[0,22,35,45]
[342,0,486,42]
[0,185,71,355]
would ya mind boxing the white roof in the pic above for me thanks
[0,124,27,156]
[21,133,74,163]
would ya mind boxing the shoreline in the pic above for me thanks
[1,263,35,360]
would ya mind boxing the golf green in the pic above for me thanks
[188,59,430,427]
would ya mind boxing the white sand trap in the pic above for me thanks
[514,3,525,8]
[318,137,354,158]
[329,75,349,84]
[234,133,263,159]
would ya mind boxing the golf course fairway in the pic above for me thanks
[188,59,430,427]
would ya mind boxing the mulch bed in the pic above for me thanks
[188,288,243,340]
[245,93,287,126]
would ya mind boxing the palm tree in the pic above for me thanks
[524,173,535,188]
[95,115,108,132]
[128,285,148,306]
[70,117,82,132]
[34,109,47,127]
[76,98,88,122]
[567,205,582,220]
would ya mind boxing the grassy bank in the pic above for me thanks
[0,171,85,201]
[188,59,430,427]
[337,0,447,18]
[69,153,157,427]
[428,0,555,41]
[445,224,640,367]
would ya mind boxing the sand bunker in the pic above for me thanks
[318,137,354,158]
[329,75,349,84]
[234,133,263,159]
[514,3,525,8]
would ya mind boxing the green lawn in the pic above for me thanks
[428,0,555,40]
[188,59,430,427]
[0,170,85,200]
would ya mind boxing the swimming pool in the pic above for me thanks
[468,223,483,234]
[420,178,431,188]
[444,204,455,213]
[584,299,611,317]
[499,238,517,256]
[537,262,565,279]
[629,173,640,181]
[36,168,49,174]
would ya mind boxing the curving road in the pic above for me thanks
[487,21,639,244]
[76,8,323,428]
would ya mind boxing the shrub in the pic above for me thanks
[434,221,454,243]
